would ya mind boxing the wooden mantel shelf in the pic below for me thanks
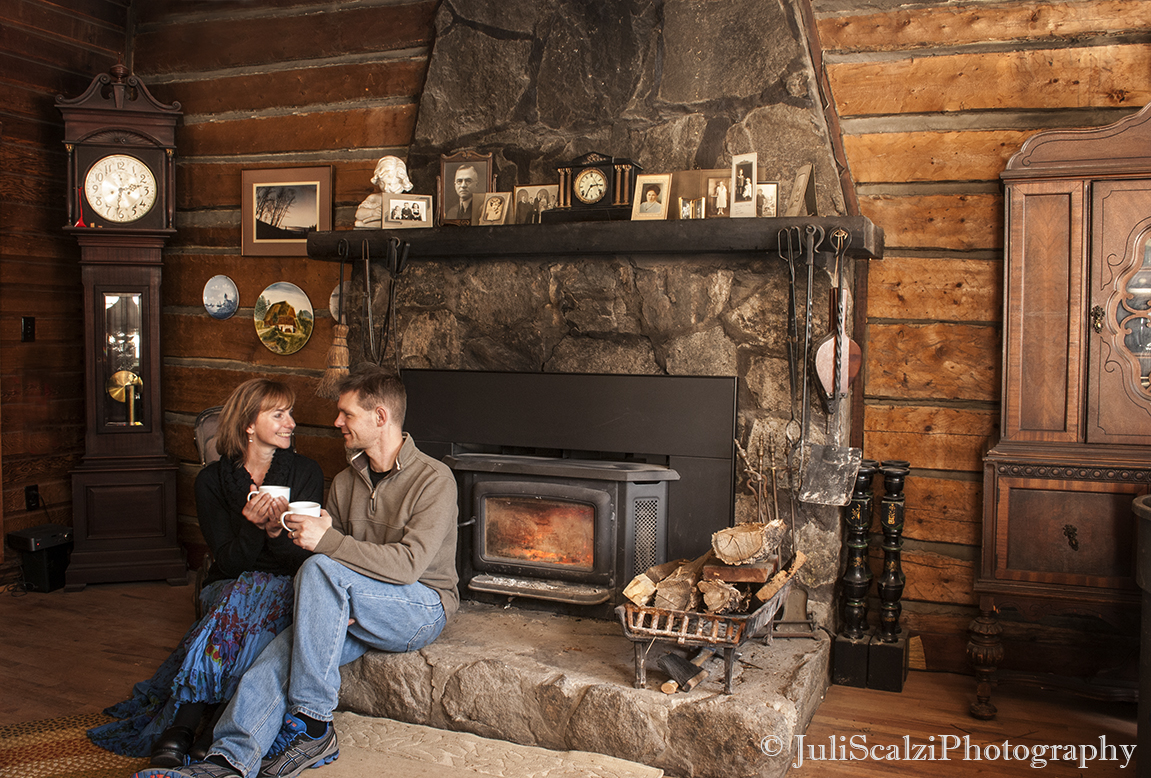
[306,215,883,264]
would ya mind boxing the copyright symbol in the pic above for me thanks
[760,735,783,756]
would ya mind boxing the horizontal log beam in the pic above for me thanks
[817,0,1151,54]
[865,322,1001,402]
[844,130,1031,184]
[827,45,1151,117]
[867,256,1002,323]
[860,193,1001,252]
[134,1,436,75]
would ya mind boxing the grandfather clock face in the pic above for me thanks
[74,144,168,230]
[83,153,158,224]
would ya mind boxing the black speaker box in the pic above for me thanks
[6,524,73,592]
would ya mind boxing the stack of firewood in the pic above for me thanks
[623,520,805,615]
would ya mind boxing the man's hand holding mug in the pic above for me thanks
[279,501,331,550]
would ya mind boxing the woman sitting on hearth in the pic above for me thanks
[87,378,324,768]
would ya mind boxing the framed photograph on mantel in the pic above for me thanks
[382,193,432,229]
[730,152,757,218]
[631,173,672,221]
[242,166,332,256]
[756,181,780,218]
[439,151,492,226]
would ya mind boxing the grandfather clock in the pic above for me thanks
[57,65,186,588]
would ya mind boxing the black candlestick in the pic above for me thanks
[875,462,909,643]
[841,460,879,640]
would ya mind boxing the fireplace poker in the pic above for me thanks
[799,224,823,474]
[769,441,783,554]
[361,239,381,363]
[778,227,802,453]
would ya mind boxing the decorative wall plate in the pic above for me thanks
[203,275,239,320]
[254,282,313,355]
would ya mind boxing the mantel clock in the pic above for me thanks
[549,152,641,222]
[56,64,186,589]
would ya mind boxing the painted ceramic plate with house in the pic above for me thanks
[254,282,313,355]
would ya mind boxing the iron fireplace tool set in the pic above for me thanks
[777,225,862,509]
[358,236,409,373]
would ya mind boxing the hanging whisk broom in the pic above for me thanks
[316,240,350,399]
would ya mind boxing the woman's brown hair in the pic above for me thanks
[215,378,296,462]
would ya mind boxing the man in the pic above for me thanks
[445,164,480,220]
[136,367,459,778]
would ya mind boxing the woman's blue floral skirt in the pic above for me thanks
[87,570,294,757]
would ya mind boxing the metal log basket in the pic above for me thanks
[615,573,794,694]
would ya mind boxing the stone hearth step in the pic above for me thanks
[338,601,830,778]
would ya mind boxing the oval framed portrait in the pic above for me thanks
[254,282,313,355]
[203,275,239,320]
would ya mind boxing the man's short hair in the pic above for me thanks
[336,366,407,427]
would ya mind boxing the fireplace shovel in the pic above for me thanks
[799,228,861,506]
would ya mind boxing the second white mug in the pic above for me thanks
[280,500,321,532]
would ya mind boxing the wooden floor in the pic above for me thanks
[0,580,1138,776]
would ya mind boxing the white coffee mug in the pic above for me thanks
[280,500,321,532]
[247,485,291,503]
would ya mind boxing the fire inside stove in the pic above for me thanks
[482,495,595,570]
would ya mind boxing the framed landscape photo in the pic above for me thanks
[382,193,432,229]
[439,151,493,226]
[630,173,672,221]
[242,166,332,256]
[756,181,780,218]
[730,152,757,218]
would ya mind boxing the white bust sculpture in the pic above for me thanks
[354,156,414,228]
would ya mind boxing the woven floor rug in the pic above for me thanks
[0,713,149,778]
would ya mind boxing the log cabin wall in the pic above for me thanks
[812,0,1150,673]
[129,0,438,561]
[0,0,130,576]
[1,0,1146,677]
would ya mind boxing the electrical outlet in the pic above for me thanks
[25,485,40,511]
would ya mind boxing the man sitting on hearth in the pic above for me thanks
[135,366,459,778]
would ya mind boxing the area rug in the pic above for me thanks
[0,713,149,778]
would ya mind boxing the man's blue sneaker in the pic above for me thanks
[132,760,242,778]
[258,712,339,778]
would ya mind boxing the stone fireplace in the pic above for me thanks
[319,2,887,775]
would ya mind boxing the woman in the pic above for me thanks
[88,378,323,767]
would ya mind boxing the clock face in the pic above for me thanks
[574,168,608,204]
[84,154,158,223]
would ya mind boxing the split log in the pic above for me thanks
[660,648,715,694]
[622,558,689,607]
[654,551,715,612]
[703,559,777,583]
[698,579,749,614]
[711,520,784,565]
[755,550,806,602]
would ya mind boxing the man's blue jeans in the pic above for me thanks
[208,554,447,776]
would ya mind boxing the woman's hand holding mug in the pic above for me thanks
[243,485,292,531]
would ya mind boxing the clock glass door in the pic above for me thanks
[103,292,144,427]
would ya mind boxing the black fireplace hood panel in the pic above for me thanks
[403,369,737,561]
